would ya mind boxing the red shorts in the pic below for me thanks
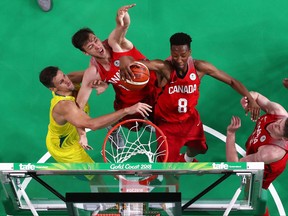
[156,111,207,162]
[113,94,155,128]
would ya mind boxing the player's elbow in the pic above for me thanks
[85,121,102,131]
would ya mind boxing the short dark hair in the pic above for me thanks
[72,27,95,51]
[284,118,288,138]
[170,32,192,49]
[39,66,59,88]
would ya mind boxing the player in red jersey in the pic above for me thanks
[226,92,288,188]
[72,4,156,123]
[71,4,156,147]
[226,92,288,216]
[120,32,260,162]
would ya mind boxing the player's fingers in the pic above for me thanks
[127,4,136,8]
[127,71,134,80]
[138,108,149,117]
[232,116,238,126]
[251,108,259,122]
[141,103,152,109]
[235,116,241,126]
[142,110,150,117]
[251,108,257,121]
[144,107,152,113]
[87,145,93,150]
[244,107,249,116]
[231,116,235,123]
[121,68,133,81]
[128,67,135,80]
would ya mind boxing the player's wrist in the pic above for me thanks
[226,130,236,135]
[123,107,129,115]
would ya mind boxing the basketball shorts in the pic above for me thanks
[156,111,207,162]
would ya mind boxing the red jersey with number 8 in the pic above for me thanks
[154,56,200,123]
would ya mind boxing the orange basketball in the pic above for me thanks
[121,61,150,91]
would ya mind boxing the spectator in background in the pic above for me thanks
[37,0,52,12]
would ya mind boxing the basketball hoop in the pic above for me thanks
[103,119,168,163]
[102,119,168,183]
[102,119,168,215]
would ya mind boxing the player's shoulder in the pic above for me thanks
[268,103,287,116]
[193,59,212,68]
[259,145,286,163]
[53,99,76,117]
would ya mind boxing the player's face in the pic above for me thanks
[82,34,107,58]
[170,45,191,71]
[268,118,286,138]
[52,70,75,93]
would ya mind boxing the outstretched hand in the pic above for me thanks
[79,133,93,150]
[241,96,260,121]
[227,116,241,133]
[116,4,136,26]
[119,56,136,81]
[89,80,108,95]
[125,102,152,118]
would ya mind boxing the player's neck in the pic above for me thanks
[55,90,73,97]
[176,68,187,78]
[266,124,281,139]
[94,50,112,70]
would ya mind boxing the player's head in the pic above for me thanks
[72,27,106,58]
[268,117,288,140]
[39,66,58,88]
[72,27,94,52]
[169,32,192,71]
[170,32,192,49]
[39,66,75,93]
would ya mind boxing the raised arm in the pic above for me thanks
[226,116,241,162]
[54,100,152,131]
[108,4,136,52]
[241,91,287,116]
[194,59,260,121]
[76,66,101,109]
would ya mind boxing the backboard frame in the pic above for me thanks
[0,162,265,215]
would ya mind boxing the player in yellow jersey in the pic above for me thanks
[39,66,152,186]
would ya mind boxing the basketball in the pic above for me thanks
[121,61,150,91]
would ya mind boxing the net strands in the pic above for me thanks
[103,120,167,163]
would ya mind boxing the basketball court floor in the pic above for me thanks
[0,0,288,215]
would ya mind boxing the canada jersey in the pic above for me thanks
[90,40,156,106]
[245,114,288,189]
[154,56,200,123]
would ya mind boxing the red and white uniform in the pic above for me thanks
[155,56,207,162]
[90,40,156,121]
[246,114,288,189]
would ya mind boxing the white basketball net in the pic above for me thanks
[103,121,167,163]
